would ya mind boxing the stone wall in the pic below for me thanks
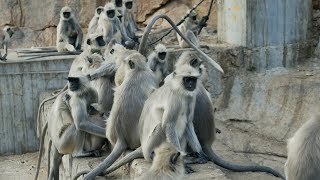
[0,0,217,49]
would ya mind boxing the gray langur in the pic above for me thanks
[177,10,199,48]
[284,113,320,180]
[56,6,83,52]
[111,0,124,20]
[79,53,157,180]
[81,53,115,114]
[34,75,107,180]
[86,64,204,176]
[167,52,284,179]
[147,43,169,86]
[97,3,134,48]
[0,26,14,61]
[122,0,139,41]
[135,142,184,180]
[85,34,107,55]
[88,6,104,35]
[89,39,137,87]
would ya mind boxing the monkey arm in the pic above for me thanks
[147,58,157,71]
[75,23,83,50]
[89,62,117,80]
[162,102,182,151]
[71,99,106,138]
[185,121,202,153]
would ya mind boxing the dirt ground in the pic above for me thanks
[0,152,46,180]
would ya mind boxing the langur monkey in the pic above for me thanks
[177,10,199,48]
[56,6,83,52]
[164,52,284,179]
[147,43,169,86]
[0,26,14,61]
[81,53,115,114]
[79,53,157,180]
[34,75,107,180]
[122,0,139,41]
[97,3,134,48]
[85,34,107,55]
[88,6,104,35]
[135,142,184,180]
[285,113,320,180]
[111,0,124,20]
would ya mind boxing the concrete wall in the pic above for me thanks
[0,56,74,155]
[218,0,312,47]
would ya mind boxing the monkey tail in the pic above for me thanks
[72,147,143,180]
[104,147,143,175]
[203,146,285,179]
[36,84,68,136]
[34,122,48,180]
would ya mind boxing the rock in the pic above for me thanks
[135,0,170,23]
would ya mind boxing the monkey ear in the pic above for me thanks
[86,39,91,45]
[170,152,180,165]
[128,60,135,69]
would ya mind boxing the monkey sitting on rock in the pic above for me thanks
[0,26,14,61]
[34,75,107,180]
[56,6,83,52]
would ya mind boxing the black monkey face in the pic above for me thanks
[63,12,71,19]
[97,8,103,15]
[158,52,167,60]
[183,76,197,91]
[125,1,133,9]
[96,36,106,46]
[67,77,80,91]
[115,0,122,7]
[107,10,115,18]
[6,28,14,38]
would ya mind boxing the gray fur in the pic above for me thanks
[177,10,199,48]
[122,0,138,40]
[285,113,320,180]
[147,43,169,86]
[81,53,157,180]
[56,6,83,52]
[35,75,106,180]
[0,26,13,61]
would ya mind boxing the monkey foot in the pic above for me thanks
[184,163,195,174]
[184,152,209,164]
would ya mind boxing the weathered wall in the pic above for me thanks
[0,0,217,49]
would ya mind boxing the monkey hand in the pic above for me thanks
[198,16,209,29]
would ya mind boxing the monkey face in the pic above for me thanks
[67,77,80,91]
[4,27,14,38]
[183,76,197,91]
[96,7,103,15]
[96,36,106,47]
[63,11,71,19]
[125,1,133,9]
[115,0,123,7]
[106,9,116,18]
[158,52,167,60]
[192,15,197,21]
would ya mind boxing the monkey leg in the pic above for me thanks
[83,139,127,180]
[48,146,63,180]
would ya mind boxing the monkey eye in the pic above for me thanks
[107,10,115,18]
[110,49,114,54]
[125,2,133,9]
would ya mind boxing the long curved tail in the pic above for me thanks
[72,147,143,180]
[34,122,48,180]
[203,145,285,179]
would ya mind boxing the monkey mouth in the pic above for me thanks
[125,2,133,9]
[107,10,115,18]
[158,52,167,60]
[63,12,71,19]
[183,76,197,91]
